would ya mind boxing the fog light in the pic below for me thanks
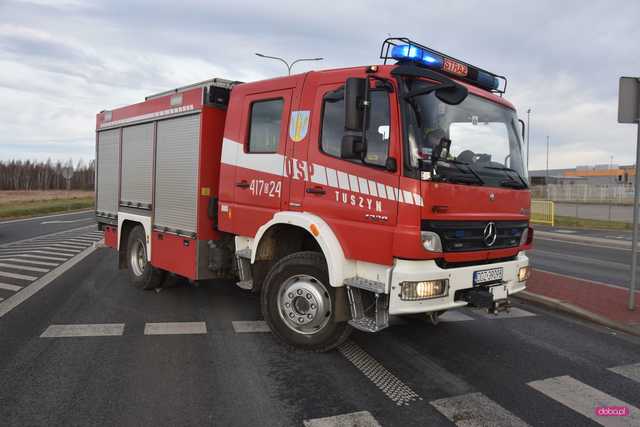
[518,266,531,282]
[400,279,448,300]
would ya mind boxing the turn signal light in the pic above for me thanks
[400,279,449,301]
[518,266,531,282]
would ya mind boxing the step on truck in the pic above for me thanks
[95,38,533,351]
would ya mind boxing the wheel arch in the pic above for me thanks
[251,212,355,287]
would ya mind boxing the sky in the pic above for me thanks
[0,0,639,171]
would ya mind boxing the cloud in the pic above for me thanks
[0,0,639,167]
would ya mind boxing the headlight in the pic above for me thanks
[421,231,442,252]
[400,279,449,300]
[518,266,531,282]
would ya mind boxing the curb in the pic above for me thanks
[534,230,631,249]
[514,291,640,337]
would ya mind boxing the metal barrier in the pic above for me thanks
[531,200,555,226]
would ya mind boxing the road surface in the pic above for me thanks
[0,229,639,425]
[0,210,95,245]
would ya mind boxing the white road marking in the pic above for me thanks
[0,258,58,267]
[430,392,530,427]
[232,320,271,333]
[0,210,93,225]
[303,411,381,427]
[13,254,67,262]
[0,262,48,273]
[144,321,207,335]
[50,243,87,251]
[528,375,640,426]
[41,323,125,338]
[0,244,99,319]
[608,363,640,383]
[471,307,537,320]
[0,270,37,281]
[0,283,22,292]
[0,297,3,301]
[40,218,94,225]
[439,311,475,322]
[68,237,98,243]
[31,250,74,257]
[338,341,421,406]
[39,247,79,254]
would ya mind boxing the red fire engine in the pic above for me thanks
[95,38,533,351]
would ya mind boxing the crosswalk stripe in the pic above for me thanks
[14,254,67,262]
[0,258,58,267]
[51,243,88,250]
[430,392,530,426]
[0,270,37,281]
[31,250,73,257]
[0,262,48,273]
[608,363,640,383]
[39,247,78,254]
[143,322,207,335]
[303,411,381,427]
[232,320,271,333]
[0,283,23,292]
[69,237,98,243]
[41,323,125,338]
[527,375,640,426]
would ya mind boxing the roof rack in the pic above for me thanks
[145,77,242,101]
[379,37,507,95]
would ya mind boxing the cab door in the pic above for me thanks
[231,89,293,236]
[301,77,401,266]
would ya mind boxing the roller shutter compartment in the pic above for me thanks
[121,123,154,208]
[154,114,201,235]
[96,129,120,217]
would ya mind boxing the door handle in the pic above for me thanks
[236,180,250,189]
[306,186,326,195]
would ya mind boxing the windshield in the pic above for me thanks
[404,82,528,188]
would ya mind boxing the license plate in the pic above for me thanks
[473,267,503,286]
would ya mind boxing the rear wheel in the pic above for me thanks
[261,251,351,352]
[126,225,165,290]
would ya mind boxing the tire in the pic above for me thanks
[261,251,352,352]
[126,225,165,290]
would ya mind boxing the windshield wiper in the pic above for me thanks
[437,159,485,185]
[483,166,528,189]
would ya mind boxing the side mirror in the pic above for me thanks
[340,134,365,159]
[518,119,526,140]
[345,77,367,131]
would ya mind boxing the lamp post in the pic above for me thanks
[255,53,324,75]
[526,108,531,174]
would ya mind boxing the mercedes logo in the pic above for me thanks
[483,222,497,247]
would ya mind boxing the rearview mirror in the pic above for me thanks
[345,78,367,131]
[340,134,365,159]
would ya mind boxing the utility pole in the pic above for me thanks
[545,136,550,180]
[526,108,531,174]
[255,53,324,75]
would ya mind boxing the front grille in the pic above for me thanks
[435,255,517,269]
[422,220,528,252]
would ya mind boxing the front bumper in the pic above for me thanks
[388,253,529,315]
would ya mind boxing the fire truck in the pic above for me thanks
[95,38,533,351]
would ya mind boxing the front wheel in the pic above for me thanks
[261,251,352,352]
[126,225,165,290]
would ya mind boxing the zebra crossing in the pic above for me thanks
[0,227,103,304]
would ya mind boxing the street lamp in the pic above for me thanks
[255,53,324,75]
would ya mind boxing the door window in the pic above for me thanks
[248,99,284,153]
[320,90,391,167]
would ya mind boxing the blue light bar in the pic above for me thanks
[476,70,499,91]
[391,44,443,69]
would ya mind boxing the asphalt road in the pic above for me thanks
[1,242,640,426]
[529,226,632,288]
[0,210,95,245]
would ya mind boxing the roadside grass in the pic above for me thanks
[551,215,632,230]
[0,194,94,219]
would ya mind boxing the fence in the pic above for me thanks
[530,184,634,204]
[531,200,555,226]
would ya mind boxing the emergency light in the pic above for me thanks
[383,38,504,93]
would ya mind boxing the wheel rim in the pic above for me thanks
[277,274,332,335]
[130,239,147,277]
